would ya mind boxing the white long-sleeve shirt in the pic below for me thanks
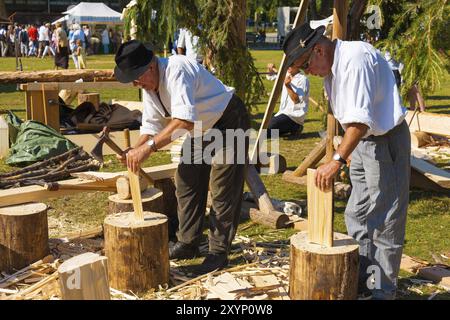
[275,73,309,125]
[324,39,406,137]
[140,55,234,136]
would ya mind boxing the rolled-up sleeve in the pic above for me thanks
[337,59,376,130]
[140,90,168,136]
[168,68,197,122]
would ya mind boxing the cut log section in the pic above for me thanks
[289,231,359,300]
[78,93,100,111]
[249,208,290,229]
[410,131,433,148]
[116,175,148,200]
[0,203,49,273]
[58,252,110,300]
[108,188,163,214]
[104,211,169,293]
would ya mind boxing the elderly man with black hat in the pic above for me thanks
[282,23,410,299]
[114,40,250,275]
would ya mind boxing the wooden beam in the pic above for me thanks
[250,0,309,162]
[0,69,115,84]
[405,112,450,137]
[294,138,326,177]
[21,81,132,92]
[307,168,333,247]
[410,156,450,189]
[0,163,178,207]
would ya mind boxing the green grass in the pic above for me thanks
[0,52,449,300]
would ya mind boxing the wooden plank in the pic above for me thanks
[410,156,450,188]
[405,111,450,137]
[65,129,172,154]
[0,163,178,208]
[29,91,46,124]
[292,138,326,177]
[307,168,333,247]
[23,81,132,91]
[43,90,60,132]
[251,274,289,300]
[128,167,144,221]
[249,0,309,162]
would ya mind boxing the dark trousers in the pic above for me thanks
[175,94,250,254]
[267,114,302,137]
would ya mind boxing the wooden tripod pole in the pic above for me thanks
[249,0,310,163]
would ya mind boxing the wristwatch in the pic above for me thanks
[333,152,347,165]
[147,139,158,152]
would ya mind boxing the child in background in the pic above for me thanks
[75,39,86,69]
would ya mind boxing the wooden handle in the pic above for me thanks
[124,129,131,149]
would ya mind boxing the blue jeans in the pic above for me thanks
[103,44,109,54]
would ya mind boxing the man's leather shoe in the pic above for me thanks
[169,241,200,260]
[194,252,229,275]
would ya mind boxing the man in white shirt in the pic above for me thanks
[114,40,250,275]
[177,28,203,64]
[268,66,309,137]
[283,23,410,300]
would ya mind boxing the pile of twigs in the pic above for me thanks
[0,147,101,189]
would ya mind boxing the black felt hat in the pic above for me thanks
[282,23,326,67]
[114,40,154,83]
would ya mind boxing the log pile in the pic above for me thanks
[0,147,101,189]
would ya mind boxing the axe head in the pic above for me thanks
[90,127,110,163]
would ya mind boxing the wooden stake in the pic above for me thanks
[250,0,310,163]
[128,168,144,221]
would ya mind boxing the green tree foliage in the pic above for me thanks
[370,0,449,98]
[122,0,264,110]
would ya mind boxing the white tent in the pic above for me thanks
[310,15,333,31]
[59,2,123,25]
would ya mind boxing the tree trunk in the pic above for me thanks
[104,211,169,293]
[0,203,49,273]
[289,231,359,300]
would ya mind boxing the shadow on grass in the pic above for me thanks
[0,84,20,93]
[397,276,450,300]
[423,105,450,114]
[409,188,450,200]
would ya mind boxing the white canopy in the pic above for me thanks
[310,15,333,31]
[61,2,123,25]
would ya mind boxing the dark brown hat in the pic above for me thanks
[282,23,326,67]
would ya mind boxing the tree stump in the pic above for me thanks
[58,252,110,300]
[108,187,163,214]
[104,211,169,293]
[0,203,49,273]
[78,93,100,111]
[289,231,359,300]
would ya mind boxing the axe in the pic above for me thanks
[91,127,154,185]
